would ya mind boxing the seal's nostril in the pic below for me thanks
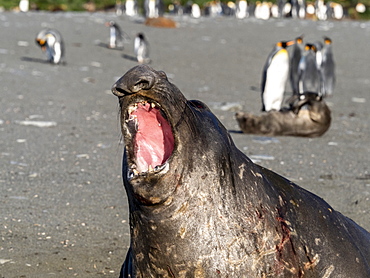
[112,84,131,97]
[117,86,131,95]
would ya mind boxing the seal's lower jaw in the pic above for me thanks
[124,100,174,181]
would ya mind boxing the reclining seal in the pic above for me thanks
[235,92,331,137]
[111,65,370,277]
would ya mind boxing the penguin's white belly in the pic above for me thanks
[19,0,29,12]
[191,4,201,18]
[263,52,289,111]
[53,42,62,63]
[148,0,158,18]
[110,28,116,47]
[236,1,247,19]
[136,44,145,63]
[134,38,140,55]
[126,0,136,16]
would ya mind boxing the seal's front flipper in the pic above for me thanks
[119,247,133,278]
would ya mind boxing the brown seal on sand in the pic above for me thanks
[145,17,177,28]
[112,65,370,277]
[236,92,331,137]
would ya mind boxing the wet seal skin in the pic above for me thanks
[235,92,331,137]
[112,65,370,277]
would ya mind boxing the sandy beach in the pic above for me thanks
[0,11,369,277]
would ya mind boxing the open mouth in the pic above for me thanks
[125,100,174,180]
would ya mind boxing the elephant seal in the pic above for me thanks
[235,92,331,137]
[145,17,177,28]
[111,65,370,277]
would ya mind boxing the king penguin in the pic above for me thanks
[134,33,151,64]
[298,43,321,94]
[235,0,248,19]
[35,29,64,64]
[125,0,138,16]
[290,35,304,95]
[105,21,125,49]
[144,0,164,18]
[261,40,295,112]
[320,37,335,97]
[19,0,29,12]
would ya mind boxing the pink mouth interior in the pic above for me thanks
[132,103,174,173]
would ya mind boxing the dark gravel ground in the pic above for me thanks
[0,11,369,277]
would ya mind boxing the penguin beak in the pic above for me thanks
[37,39,46,46]
[286,40,295,47]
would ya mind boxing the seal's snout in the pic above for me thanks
[112,65,156,97]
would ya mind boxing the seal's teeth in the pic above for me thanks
[128,169,136,179]
[126,114,138,125]
[151,102,156,108]
[128,167,142,180]
[148,165,154,172]
[127,114,137,121]
[154,162,169,173]
[128,106,137,115]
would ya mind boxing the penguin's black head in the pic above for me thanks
[323,37,332,45]
[277,40,295,48]
[35,38,46,47]
[305,43,317,52]
[105,21,115,27]
[296,35,304,44]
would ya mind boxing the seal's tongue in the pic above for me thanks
[132,102,174,173]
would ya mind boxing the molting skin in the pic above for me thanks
[112,65,370,278]
[236,92,331,137]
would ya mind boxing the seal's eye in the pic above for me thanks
[157,71,168,79]
[188,100,208,109]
